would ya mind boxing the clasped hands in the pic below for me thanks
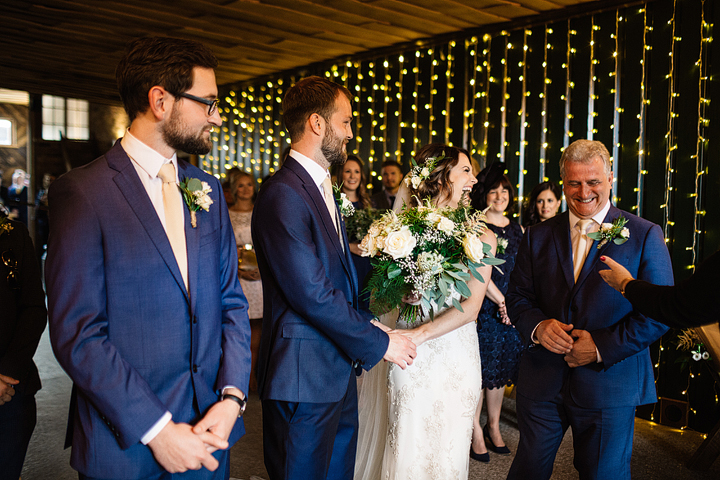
[535,319,598,368]
[147,388,243,473]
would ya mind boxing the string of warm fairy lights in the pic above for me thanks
[444,42,455,145]
[635,6,650,216]
[464,37,478,156]
[586,17,597,141]
[412,51,420,157]
[538,26,551,182]
[517,30,530,217]
[396,55,404,164]
[562,20,575,150]
[499,32,509,162]
[368,61,377,171]
[662,0,679,246]
[428,48,436,144]
[691,0,711,271]
[610,11,622,203]
[480,34,492,163]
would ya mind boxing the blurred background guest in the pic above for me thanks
[0,213,47,479]
[1,169,30,225]
[371,160,402,210]
[227,168,263,391]
[34,173,56,263]
[522,180,561,228]
[334,154,373,316]
[469,162,525,462]
[600,253,719,328]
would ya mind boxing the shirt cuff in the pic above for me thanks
[531,323,541,344]
[222,385,245,399]
[596,346,603,363]
[140,411,172,445]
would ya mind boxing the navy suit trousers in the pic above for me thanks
[508,390,635,480]
[262,374,358,480]
[0,384,36,479]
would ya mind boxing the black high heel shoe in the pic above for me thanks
[470,445,490,463]
[483,424,511,455]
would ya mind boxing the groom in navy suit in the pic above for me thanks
[252,76,416,480]
[45,37,251,479]
[506,140,673,479]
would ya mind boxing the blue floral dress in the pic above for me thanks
[477,221,525,389]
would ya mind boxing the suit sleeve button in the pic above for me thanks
[193,364,198,373]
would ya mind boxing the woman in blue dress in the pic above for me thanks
[468,162,525,462]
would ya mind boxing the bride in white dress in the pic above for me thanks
[355,144,496,480]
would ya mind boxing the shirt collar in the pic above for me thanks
[121,130,178,181]
[289,149,330,188]
[569,199,612,229]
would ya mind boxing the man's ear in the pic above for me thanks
[309,113,323,136]
[147,86,170,120]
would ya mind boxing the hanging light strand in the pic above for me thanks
[662,0,679,245]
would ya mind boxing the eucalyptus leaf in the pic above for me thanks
[452,297,464,313]
[388,264,402,279]
[455,279,471,297]
[186,178,203,191]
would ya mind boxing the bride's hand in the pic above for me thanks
[402,293,422,305]
[396,325,428,348]
[371,318,391,332]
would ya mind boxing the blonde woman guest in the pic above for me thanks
[227,168,263,391]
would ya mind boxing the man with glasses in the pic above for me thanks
[45,37,251,480]
[0,213,47,479]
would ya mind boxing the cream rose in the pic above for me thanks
[437,217,455,235]
[359,234,377,257]
[463,234,485,263]
[411,176,422,189]
[383,226,416,259]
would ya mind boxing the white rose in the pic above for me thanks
[601,222,613,231]
[196,194,213,211]
[437,217,455,235]
[383,226,416,259]
[359,234,377,257]
[426,212,441,224]
[420,167,430,177]
[368,223,382,237]
[200,181,212,194]
[411,176,422,189]
[620,227,630,239]
[463,234,485,263]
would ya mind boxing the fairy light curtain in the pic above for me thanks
[208,0,718,429]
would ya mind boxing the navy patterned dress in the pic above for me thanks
[477,221,525,389]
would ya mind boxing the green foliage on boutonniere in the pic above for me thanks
[179,177,213,228]
[332,183,355,218]
[587,215,630,249]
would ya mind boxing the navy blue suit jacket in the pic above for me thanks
[252,156,388,404]
[45,141,252,477]
[507,206,672,409]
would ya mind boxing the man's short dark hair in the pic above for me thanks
[282,76,352,143]
[116,37,218,122]
[380,160,402,172]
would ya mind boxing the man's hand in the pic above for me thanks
[383,331,417,369]
[564,329,599,367]
[192,389,243,453]
[0,374,18,405]
[535,319,574,354]
[348,242,364,256]
[147,420,228,473]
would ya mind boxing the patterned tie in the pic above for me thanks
[158,163,188,291]
[321,176,343,249]
[572,218,593,282]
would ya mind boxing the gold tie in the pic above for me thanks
[321,176,343,249]
[158,163,188,291]
[573,219,593,282]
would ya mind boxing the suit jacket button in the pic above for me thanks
[192,316,197,324]
[571,304,578,312]
[193,364,198,373]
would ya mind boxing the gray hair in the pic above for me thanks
[559,140,611,179]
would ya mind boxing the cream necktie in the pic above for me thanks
[321,176,343,248]
[573,218,593,282]
[158,163,188,291]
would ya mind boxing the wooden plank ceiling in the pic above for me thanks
[0,0,605,104]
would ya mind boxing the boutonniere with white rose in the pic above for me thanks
[179,177,213,228]
[587,215,630,249]
[495,235,509,255]
[333,183,355,218]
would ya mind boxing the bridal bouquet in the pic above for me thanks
[344,207,383,242]
[360,200,504,323]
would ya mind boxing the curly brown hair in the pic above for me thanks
[409,144,470,207]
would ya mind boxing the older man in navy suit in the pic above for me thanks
[252,76,416,480]
[45,37,251,479]
[506,139,673,480]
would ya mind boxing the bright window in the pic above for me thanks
[42,95,89,141]
[0,118,13,146]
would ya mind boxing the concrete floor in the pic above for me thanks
[20,330,720,479]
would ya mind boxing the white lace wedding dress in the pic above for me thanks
[355,304,482,480]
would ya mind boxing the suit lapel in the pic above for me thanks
[178,162,199,311]
[285,158,353,282]
[108,141,189,301]
[552,212,575,290]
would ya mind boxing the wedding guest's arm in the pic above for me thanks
[600,250,720,328]
[484,280,510,325]
[252,182,391,370]
[580,224,672,368]
[400,233,496,346]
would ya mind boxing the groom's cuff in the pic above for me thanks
[141,411,172,445]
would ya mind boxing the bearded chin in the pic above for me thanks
[322,145,347,166]
[163,128,212,156]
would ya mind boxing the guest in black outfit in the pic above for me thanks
[0,213,47,479]
[600,253,719,328]
[522,181,561,228]
[371,160,402,210]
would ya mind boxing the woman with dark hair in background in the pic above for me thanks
[469,162,525,463]
[226,168,263,391]
[334,154,373,315]
[522,180,561,228]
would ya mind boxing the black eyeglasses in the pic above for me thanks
[176,92,219,116]
[2,250,18,290]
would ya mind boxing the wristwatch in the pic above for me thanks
[221,393,247,417]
